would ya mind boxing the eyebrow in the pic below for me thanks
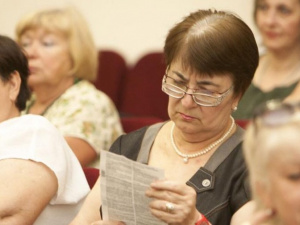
[171,70,220,88]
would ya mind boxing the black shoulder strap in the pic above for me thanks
[137,122,165,164]
[204,126,244,172]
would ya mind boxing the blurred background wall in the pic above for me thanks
[0,0,259,65]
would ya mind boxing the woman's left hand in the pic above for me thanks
[145,179,200,225]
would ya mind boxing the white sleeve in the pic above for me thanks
[0,115,89,204]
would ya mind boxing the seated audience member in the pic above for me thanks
[15,6,123,167]
[0,35,90,225]
[70,8,259,225]
[233,0,300,119]
[241,99,300,225]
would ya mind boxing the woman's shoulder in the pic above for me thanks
[109,126,148,160]
[6,115,65,144]
[110,122,166,158]
[20,114,57,129]
[120,121,166,140]
[21,114,51,121]
[114,125,149,144]
[1,114,53,129]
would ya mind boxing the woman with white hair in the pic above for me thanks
[242,99,300,225]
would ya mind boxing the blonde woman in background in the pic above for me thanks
[16,6,123,167]
[233,0,300,119]
[241,99,300,225]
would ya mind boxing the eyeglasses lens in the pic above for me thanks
[254,100,297,127]
[261,108,294,126]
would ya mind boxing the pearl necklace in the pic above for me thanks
[170,116,235,163]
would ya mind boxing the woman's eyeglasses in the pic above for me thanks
[161,74,233,107]
[253,99,300,127]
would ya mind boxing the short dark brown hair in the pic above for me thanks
[0,35,30,110]
[164,9,259,97]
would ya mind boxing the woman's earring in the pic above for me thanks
[233,106,237,111]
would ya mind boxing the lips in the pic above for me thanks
[264,31,279,39]
[29,66,38,74]
[179,112,196,120]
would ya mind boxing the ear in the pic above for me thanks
[8,71,21,102]
[232,93,242,111]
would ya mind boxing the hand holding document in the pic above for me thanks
[100,150,166,225]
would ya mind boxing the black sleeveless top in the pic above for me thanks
[107,123,250,225]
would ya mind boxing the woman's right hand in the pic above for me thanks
[145,179,200,225]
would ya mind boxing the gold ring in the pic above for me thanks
[165,202,175,213]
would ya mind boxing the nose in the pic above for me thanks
[181,89,198,108]
[24,42,38,59]
[262,9,277,26]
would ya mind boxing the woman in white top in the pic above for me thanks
[0,35,89,224]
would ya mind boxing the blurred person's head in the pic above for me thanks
[0,35,30,121]
[253,0,300,52]
[15,6,97,89]
[162,9,258,133]
[244,99,300,225]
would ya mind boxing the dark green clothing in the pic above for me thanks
[233,82,298,119]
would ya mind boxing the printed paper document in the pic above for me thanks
[100,150,166,225]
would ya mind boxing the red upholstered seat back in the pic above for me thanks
[93,50,127,110]
[120,52,169,120]
[83,167,99,189]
